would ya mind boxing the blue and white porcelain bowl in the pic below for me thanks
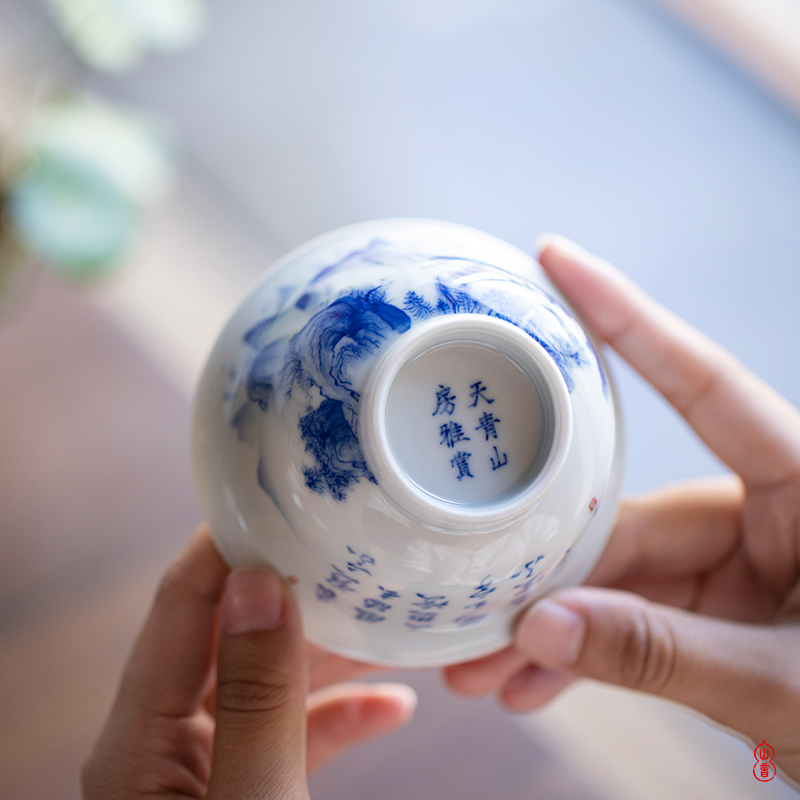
[192,219,623,667]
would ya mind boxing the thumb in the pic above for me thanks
[514,587,797,737]
[207,568,309,800]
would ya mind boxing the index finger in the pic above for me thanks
[538,236,800,488]
[117,525,229,718]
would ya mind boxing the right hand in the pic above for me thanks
[444,236,800,782]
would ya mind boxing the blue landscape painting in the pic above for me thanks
[234,250,600,503]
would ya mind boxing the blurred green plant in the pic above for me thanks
[47,0,206,73]
[0,0,205,308]
[5,96,174,279]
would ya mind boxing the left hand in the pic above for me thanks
[82,526,416,799]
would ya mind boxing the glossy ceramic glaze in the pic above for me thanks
[192,219,623,668]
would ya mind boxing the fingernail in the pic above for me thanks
[535,233,592,261]
[534,232,558,257]
[517,599,585,666]
[370,683,419,716]
[535,233,584,260]
[221,569,284,635]
[358,685,419,729]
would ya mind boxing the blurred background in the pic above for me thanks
[1,0,800,798]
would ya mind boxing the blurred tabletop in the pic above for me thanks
[1,0,800,799]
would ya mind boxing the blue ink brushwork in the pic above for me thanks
[511,573,545,607]
[432,385,456,416]
[364,597,392,613]
[238,287,411,502]
[408,265,597,393]
[355,607,386,623]
[405,610,438,630]
[475,412,500,440]
[284,290,410,404]
[299,400,376,501]
[403,289,435,318]
[309,239,390,285]
[510,557,547,607]
[433,278,483,314]
[439,421,470,448]
[450,451,474,480]
[454,576,497,626]
[469,576,496,600]
[490,446,508,471]
[412,593,449,610]
[326,566,360,593]
[346,546,375,576]
[469,380,494,407]
[404,591,450,630]
[233,243,604,508]
[511,556,545,580]
[316,583,337,602]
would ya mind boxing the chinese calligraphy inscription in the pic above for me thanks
[433,380,508,482]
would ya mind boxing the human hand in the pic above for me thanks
[82,527,416,799]
[444,235,800,780]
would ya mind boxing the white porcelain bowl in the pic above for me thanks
[192,219,623,668]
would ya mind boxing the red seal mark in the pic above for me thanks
[754,740,776,781]
[287,575,299,586]
[588,497,597,513]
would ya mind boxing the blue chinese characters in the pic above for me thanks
[314,544,555,635]
[433,380,508,482]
